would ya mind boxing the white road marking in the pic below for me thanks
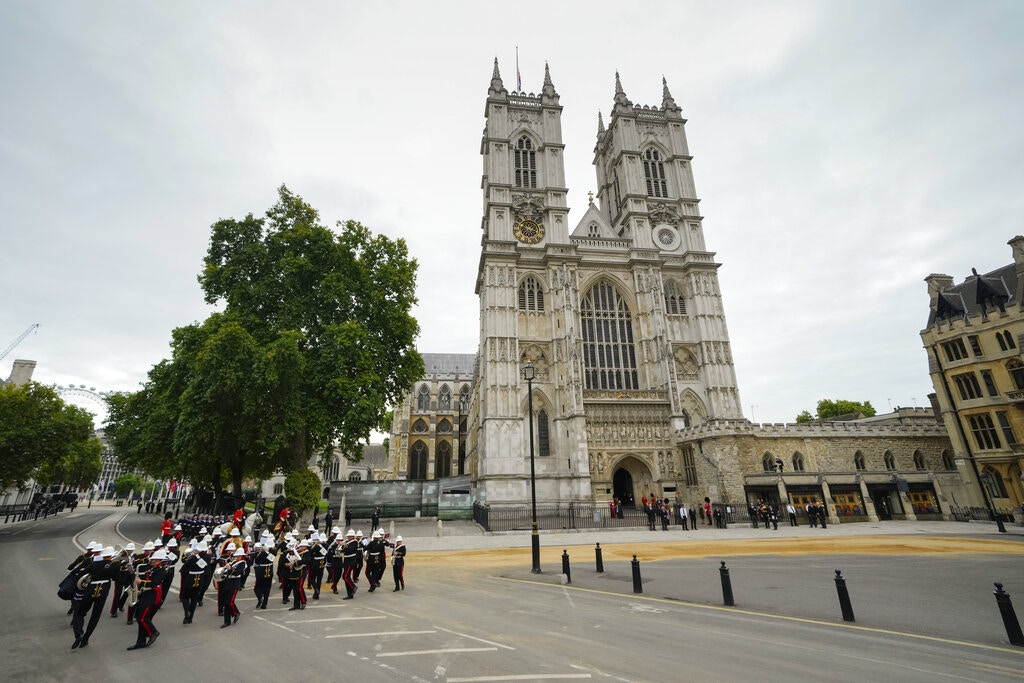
[435,626,515,650]
[326,630,436,639]
[285,615,385,624]
[446,676,592,682]
[377,647,498,657]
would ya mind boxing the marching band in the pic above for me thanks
[59,517,409,652]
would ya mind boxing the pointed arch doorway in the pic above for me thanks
[613,469,635,508]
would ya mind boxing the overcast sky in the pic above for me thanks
[3,1,1022,429]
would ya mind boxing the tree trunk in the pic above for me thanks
[289,430,310,471]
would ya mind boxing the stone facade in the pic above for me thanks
[921,237,1024,508]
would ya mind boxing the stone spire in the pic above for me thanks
[613,71,632,113]
[488,57,507,98]
[542,62,556,97]
[661,76,680,112]
[597,110,605,135]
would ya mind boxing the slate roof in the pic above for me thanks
[420,353,476,376]
[928,263,1015,326]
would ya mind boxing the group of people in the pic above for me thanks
[749,499,829,529]
[59,516,409,653]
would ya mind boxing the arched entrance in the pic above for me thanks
[612,455,654,509]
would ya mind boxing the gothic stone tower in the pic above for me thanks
[473,62,743,507]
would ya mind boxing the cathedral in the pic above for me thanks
[386,60,976,525]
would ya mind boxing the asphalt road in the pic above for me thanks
[3,507,1023,682]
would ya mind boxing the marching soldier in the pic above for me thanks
[364,529,386,592]
[179,541,208,624]
[127,549,167,651]
[341,530,360,600]
[220,546,247,627]
[354,530,365,582]
[159,538,179,606]
[390,536,406,591]
[109,542,136,619]
[328,530,345,594]
[307,533,327,600]
[71,546,119,649]
[251,541,276,609]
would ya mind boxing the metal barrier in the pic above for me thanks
[949,505,1017,524]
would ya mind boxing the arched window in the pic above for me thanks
[581,281,638,390]
[409,441,428,481]
[762,453,774,472]
[997,333,1008,352]
[643,148,668,198]
[518,276,545,312]
[792,453,805,472]
[941,450,956,470]
[884,452,896,471]
[459,384,471,408]
[514,136,537,189]
[273,483,284,495]
[538,409,550,457]
[416,385,431,411]
[854,452,866,471]
[1004,331,1016,349]
[437,418,452,434]
[435,441,452,478]
[412,418,428,433]
[1008,358,1024,391]
[664,280,686,315]
[438,385,451,411]
[348,472,362,482]
[913,451,926,470]
[981,467,1008,498]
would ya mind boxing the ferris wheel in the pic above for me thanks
[56,384,112,426]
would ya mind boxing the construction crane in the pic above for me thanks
[1,323,40,363]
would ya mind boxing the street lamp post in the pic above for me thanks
[522,360,541,573]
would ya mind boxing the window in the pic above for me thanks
[941,338,969,362]
[953,372,983,400]
[913,451,926,470]
[682,446,698,486]
[409,441,428,480]
[981,467,1008,499]
[854,452,866,471]
[1004,331,1017,349]
[518,276,545,312]
[438,385,451,411]
[762,453,774,472]
[968,335,982,356]
[997,333,1008,352]
[996,412,1016,447]
[941,450,956,470]
[588,223,600,237]
[642,148,668,198]
[792,453,805,472]
[514,136,537,189]
[437,418,451,434]
[416,385,431,411]
[435,441,452,478]
[968,413,1001,450]
[459,384,471,408]
[981,370,998,397]
[412,418,428,433]
[348,472,362,482]
[664,280,686,315]
[538,409,550,457]
[883,452,896,471]
[1008,358,1024,391]
[273,484,284,495]
[580,281,639,391]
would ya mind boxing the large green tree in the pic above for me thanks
[0,382,101,490]
[795,399,877,423]
[105,186,423,504]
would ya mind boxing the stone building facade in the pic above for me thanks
[921,237,1024,509]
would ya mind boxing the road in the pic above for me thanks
[3,507,1023,682]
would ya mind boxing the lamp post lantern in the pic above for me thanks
[522,360,541,573]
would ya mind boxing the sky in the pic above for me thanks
[2,1,1023,429]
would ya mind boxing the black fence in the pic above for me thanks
[949,505,1018,524]
[471,502,744,532]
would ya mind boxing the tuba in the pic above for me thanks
[127,564,145,607]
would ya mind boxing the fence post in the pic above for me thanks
[993,582,1024,646]
[631,555,642,594]
[719,561,735,606]
[595,543,604,573]
[834,569,855,622]
[562,549,571,584]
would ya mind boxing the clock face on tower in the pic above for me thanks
[513,218,545,245]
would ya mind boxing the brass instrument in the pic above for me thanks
[127,564,145,607]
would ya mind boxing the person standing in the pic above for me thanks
[370,507,380,533]
[251,541,275,609]
[220,547,247,627]
[179,542,207,624]
[364,530,386,591]
[308,534,327,600]
[786,502,798,527]
[679,503,688,530]
[160,512,174,545]
[341,530,359,600]
[390,536,406,591]
[127,550,167,651]
[286,540,310,611]
[324,509,334,535]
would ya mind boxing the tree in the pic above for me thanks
[200,185,424,470]
[284,468,321,518]
[795,399,877,423]
[0,382,99,490]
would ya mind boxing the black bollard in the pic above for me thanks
[834,569,855,622]
[562,549,571,584]
[631,555,643,594]
[595,543,604,573]
[993,582,1024,646]
[719,561,735,606]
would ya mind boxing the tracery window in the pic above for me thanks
[409,441,428,480]
[437,418,452,434]
[580,281,638,391]
[438,385,451,411]
[435,441,452,479]
[884,452,896,471]
[514,136,537,189]
[518,276,545,312]
[968,413,1001,450]
[664,280,686,315]
[412,418,428,433]
[416,385,431,411]
[762,453,774,472]
[1008,359,1024,391]
[643,148,668,198]
[538,409,550,457]
[913,451,926,470]
[792,453,805,472]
